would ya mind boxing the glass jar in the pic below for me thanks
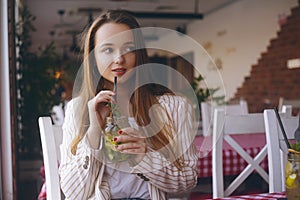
[285,153,300,199]
[103,116,131,162]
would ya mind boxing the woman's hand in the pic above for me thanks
[86,90,115,149]
[114,127,147,162]
[87,90,115,129]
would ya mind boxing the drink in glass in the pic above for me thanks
[103,116,131,162]
[285,153,300,199]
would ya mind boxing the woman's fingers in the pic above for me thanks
[114,128,147,154]
[88,90,115,128]
[94,90,116,109]
[88,90,115,112]
[120,127,144,137]
[115,142,145,152]
[114,134,144,143]
[115,142,146,154]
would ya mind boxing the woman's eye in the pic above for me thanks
[102,48,113,54]
[123,46,135,53]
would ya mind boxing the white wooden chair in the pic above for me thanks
[263,109,299,193]
[278,97,300,115]
[201,100,248,137]
[38,116,63,200]
[212,109,268,198]
[281,105,292,117]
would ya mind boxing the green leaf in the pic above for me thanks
[15,5,64,158]
[291,142,300,152]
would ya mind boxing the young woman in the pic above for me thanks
[59,10,198,200]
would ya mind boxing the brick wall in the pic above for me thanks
[231,1,300,113]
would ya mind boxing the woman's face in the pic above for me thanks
[94,22,136,83]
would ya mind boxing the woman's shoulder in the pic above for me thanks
[63,97,84,129]
[65,97,82,110]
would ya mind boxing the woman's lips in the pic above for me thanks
[112,68,126,76]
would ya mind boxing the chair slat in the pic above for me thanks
[263,109,298,193]
[38,116,63,200]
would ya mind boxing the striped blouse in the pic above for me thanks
[59,95,199,199]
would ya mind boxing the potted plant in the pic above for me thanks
[15,5,63,159]
[191,74,225,119]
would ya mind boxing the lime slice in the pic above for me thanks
[286,173,297,188]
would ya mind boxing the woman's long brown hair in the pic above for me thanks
[70,10,183,170]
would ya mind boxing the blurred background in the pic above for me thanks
[1,0,300,199]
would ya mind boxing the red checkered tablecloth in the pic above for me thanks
[208,192,286,200]
[195,133,268,178]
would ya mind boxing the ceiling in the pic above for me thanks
[25,0,238,54]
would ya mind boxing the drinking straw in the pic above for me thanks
[110,76,117,118]
[113,76,117,102]
[109,77,118,118]
[273,107,292,149]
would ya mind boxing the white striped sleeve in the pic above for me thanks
[59,99,107,199]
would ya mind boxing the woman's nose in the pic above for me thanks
[114,53,125,64]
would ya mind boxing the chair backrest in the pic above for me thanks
[281,105,293,117]
[278,97,300,115]
[201,100,248,137]
[38,116,63,200]
[263,109,298,193]
[212,109,267,198]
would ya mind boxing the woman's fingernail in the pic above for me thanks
[118,130,123,134]
[113,137,117,142]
